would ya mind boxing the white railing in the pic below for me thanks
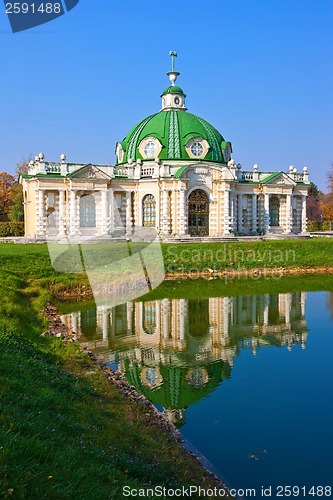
[242,171,253,181]
[114,167,128,177]
[141,167,154,177]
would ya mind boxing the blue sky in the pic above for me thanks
[0,0,332,190]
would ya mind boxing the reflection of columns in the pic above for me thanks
[69,190,78,236]
[38,189,46,235]
[178,299,186,341]
[126,191,132,234]
[284,294,291,325]
[126,302,133,334]
[102,308,109,341]
[223,189,230,235]
[301,195,307,232]
[101,189,109,235]
[264,194,270,234]
[252,194,257,234]
[179,188,186,235]
[222,297,230,337]
[162,299,170,340]
[251,296,256,324]
[300,291,306,317]
[285,194,292,233]
[71,312,79,338]
[162,189,169,235]
[263,295,269,326]
[110,309,115,338]
[237,194,243,233]
[58,190,66,236]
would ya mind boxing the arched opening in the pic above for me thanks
[142,301,157,335]
[187,299,210,338]
[188,189,209,236]
[80,194,96,227]
[142,194,156,227]
[269,196,280,226]
[80,309,97,337]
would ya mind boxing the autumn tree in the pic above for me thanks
[0,172,16,221]
[7,159,31,222]
[320,164,333,221]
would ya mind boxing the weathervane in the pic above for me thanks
[167,51,180,86]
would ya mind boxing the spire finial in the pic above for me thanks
[167,51,180,86]
[169,51,177,72]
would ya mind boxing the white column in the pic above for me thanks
[237,194,243,234]
[223,189,230,235]
[264,194,270,234]
[285,194,292,233]
[101,189,109,235]
[58,190,66,237]
[252,194,257,234]
[125,191,132,235]
[109,188,114,233]
[162,189,169,235]
[230,193,236,233]
[37,189,46,236]
[179,188,186,235]
[69,190,78,236]
[301,195,307,233]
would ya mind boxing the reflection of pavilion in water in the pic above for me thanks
[64,292,308,425]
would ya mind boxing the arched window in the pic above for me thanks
[269,196,280,226]
[80,194,96,227]
[142,194,156,227]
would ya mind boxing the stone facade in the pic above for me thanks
[20,63,310,239]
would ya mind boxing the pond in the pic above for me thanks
[61,281,333,494]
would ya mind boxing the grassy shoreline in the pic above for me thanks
[0,244,230,498]
[1,239,333,498]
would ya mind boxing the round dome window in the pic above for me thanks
[190,141,204,157]
[143,141,157,159]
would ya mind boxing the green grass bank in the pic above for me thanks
[1,238,333,498]
[0,244,229,499]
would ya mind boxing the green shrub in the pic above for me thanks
[307,220,333,231]
[0,221,24,237]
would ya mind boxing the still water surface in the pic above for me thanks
[62,289,333,493]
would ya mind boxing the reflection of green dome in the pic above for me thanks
[117,111,229,164]
[124,360,231,426]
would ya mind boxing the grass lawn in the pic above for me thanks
[0,244,229,499]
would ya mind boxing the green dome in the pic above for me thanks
[117,109,231,164]
[161,85,185,96]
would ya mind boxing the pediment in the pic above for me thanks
[262,172,296,187]
[69,164,111,180]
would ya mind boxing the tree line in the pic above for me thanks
[0,161,29,223]
[307,164,333,226]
